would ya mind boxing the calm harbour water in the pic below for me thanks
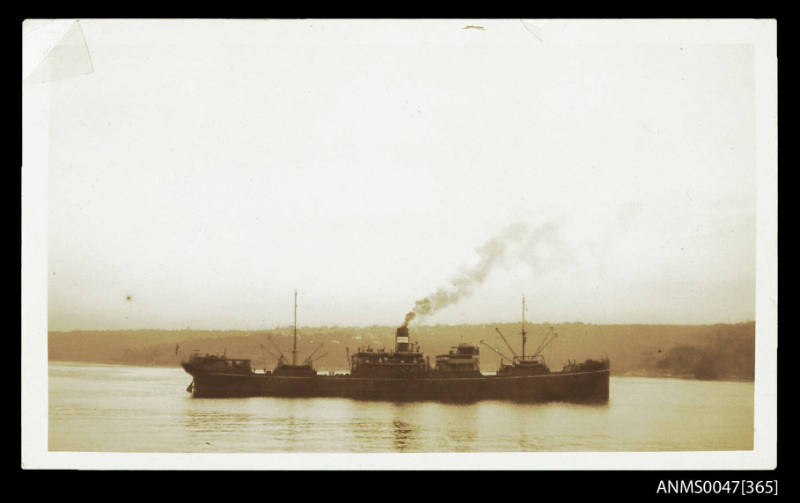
[49,362,753,453]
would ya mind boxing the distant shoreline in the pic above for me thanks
[48,322,755,382]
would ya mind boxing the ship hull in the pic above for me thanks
[184,368,610,403]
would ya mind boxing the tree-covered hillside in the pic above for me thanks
[48,321,755,380]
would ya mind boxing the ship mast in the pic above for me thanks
[292,289,298,366]
[521,295,527,360]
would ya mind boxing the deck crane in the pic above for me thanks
[306,352,328,365]
[266,335,287,364]
[479,339,514,363]
[532,327,559,358]
[494,328,519,359]
[304,342,325,364]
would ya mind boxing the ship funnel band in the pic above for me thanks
[396,336,409,344]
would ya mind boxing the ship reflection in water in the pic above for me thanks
[392,421,413,451]
[175,397,607,452]
[49,362,753,453]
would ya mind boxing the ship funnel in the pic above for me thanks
[395,325,410,353]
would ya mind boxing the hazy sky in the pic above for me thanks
[39,20,757,330]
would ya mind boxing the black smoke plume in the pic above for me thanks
[410,221,561,321]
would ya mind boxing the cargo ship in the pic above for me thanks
[182,294,610,402]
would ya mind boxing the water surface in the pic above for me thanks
[49,362,753,452]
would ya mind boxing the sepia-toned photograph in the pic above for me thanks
[21,18,777,470]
